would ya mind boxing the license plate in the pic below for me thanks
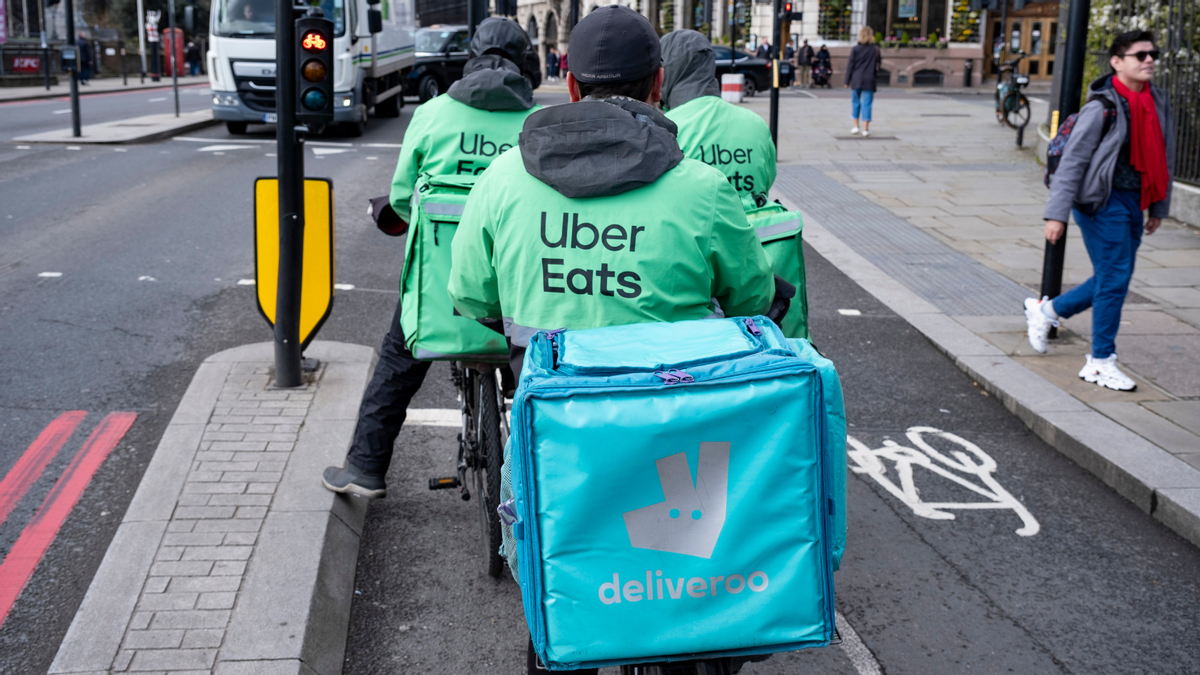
[262,113,278,123]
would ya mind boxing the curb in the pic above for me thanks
[49,341,377,675]
[13,111,218,145]
[0,79,210,103]
[782,195,1200,550]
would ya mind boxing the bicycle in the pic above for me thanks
[994,50,1032,130]
[429,360,510,579]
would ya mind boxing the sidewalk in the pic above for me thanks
[49,342,375,675]
[757,88,1200,547]
[13,110,218,144]
[0,75,209,102]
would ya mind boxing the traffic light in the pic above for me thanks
[295,16,335,124]
[781,2,802,20]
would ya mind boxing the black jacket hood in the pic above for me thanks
[518,97,684,198]
[660,30,720,110]
[447,55,535,111]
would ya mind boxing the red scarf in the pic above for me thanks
[1112,76,1169,211]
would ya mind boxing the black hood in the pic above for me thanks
[447,55,535,111]
[660,29,720,110]
[518,97,684,198]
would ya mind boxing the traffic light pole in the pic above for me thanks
[768,0,782,147]
[1037,0,1089,339]
[65,0,81,137]
[274,0,305,387]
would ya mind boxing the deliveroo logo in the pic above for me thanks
[622,442,730,559]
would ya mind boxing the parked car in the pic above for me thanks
[406,24,542,103]
[713,46,771,97]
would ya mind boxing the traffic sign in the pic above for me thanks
[253,178,335,349]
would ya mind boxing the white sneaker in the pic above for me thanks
[1023,296,1057,354]
[1079,354,1137,391]
[861,129,870,137]
[850,126,861,135]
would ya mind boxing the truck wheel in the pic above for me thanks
[417,74,441,102]
[226,121,248,135]
[375,92,401,118]
[343,120,365,137]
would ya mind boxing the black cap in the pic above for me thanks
[568,6,661,84]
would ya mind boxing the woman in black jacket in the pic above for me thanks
[844,27,881,136]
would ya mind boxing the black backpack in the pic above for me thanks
[1044,96,1118,188]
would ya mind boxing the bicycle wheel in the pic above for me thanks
[475,370,506,579]
[1004,93,1031,130]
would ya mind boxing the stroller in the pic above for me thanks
[811,63,832,88]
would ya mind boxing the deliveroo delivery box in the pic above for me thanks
[508,317,839,670]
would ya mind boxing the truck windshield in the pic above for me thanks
[215,0,345,37]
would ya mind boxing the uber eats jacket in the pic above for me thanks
[661,30,776,204]
[447,97,776,376]
[388,54,539,222]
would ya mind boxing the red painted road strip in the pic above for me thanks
[0,411,87,527]
[0,412,136,627]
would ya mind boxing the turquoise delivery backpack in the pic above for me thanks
[398,174,508,362]
[506,316,846,670]
[744,202,810,340]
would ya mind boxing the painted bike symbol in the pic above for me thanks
[847,426,1039,537]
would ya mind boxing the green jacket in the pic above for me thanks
[665,96,777,204]
[448,98,774,354]
[388,87,539,222]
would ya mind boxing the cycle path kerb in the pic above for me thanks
[48,341,376,675]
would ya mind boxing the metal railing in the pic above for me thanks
[1089,0,1200,186]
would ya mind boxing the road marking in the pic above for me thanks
[334,283,355,290]
[307,140,354,147]
[312,147,352,156]
[175,136,274,144]
[196,144,255,152]
[366,156,379,160]
[113,148,127,152]
[362,142,402,148]
[406,408,460,427]
[848,426,1040,536]
[52,109,71,114]
[0,411,87,527]
[838,309,862,316]
[16,145,31,149]
[796,90,819,100]
[836,610,884,675]
[66,146,81,150]
[237,279,256,285]
[38,272,63,277]
[138,275,157,281]
[148,97,167,102]
[0,412,136,628]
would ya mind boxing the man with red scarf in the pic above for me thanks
[1025,30,1175,391]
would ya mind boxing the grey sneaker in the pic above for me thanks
[322,464,387,499]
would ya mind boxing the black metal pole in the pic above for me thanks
[168,0,179,116]
[42,35,50,90]
[1038,0,1089,338]
[65,0,81,137]
[768,0,781,147]
[122,46,128,85]
[274,0,304,387]
[997,0,1008,85]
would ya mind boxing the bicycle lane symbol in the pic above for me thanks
[847,426,1040,537]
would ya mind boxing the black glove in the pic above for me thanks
[766,275,795,326]
[369,195,407,236]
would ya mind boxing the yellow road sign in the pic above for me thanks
[254,178,335,349]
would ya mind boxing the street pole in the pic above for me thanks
[274,0,304,387]
[768,0,781,147]
[137,0,147,80]
[1038,0,1089,339]
[168,0,179,116]
[41,30,49,90]
[65,0,80,137]
[997,0,1008,85]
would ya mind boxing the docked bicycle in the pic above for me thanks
[995,49,1032,130]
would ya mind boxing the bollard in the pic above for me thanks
[121,47,128,85]
[963,59,973,87]
[721,73,744,103]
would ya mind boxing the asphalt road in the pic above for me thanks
[2,84,1198,675]
[1,83,213,139]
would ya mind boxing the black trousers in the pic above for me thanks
[346,300,432,476]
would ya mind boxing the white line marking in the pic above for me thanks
[362,142,402,148]
[214,152,225,155]
[113,148,127,152]
[837,309,862,316]
[237,279,256,286]
[405,408,460,427]
[796,90,819,99]
[197,144,254,152]
[848,426,1040,536]
[1028,97,1048,104]
[306,140,355,147]
[52,109,71,114]
[366,156,379,160]
[67,146,81,150]
[334,283,355,291]
[148,97,167,102]
[38,272,63,277]
[311,147,352,156]
[836,611,883,675]
[175,136,274,144]
[16,145,31,149]
[138,276,157,281]
[265,153,277,157]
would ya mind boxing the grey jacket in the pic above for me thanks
[1044,75,1174,222]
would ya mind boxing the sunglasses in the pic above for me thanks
[1120,50,1160,62]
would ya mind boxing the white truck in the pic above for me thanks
[207,0,416,136]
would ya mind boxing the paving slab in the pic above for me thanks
[50,341,376,675]
[13,110,217,144]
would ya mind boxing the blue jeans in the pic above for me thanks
[851,89,874,122]
[1052,190,1143,359]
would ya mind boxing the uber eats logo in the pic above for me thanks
[539,212,644,298]
[696,144,758,193]
[597,442,770,605]
[455,133,514,175]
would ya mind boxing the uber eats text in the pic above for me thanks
[598,570,769,604]
[456,133,513,175]
[697,144,757,192]
[540,212,644,298]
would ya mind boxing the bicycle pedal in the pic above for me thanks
[428,477,461,490]
[461,487,471,502]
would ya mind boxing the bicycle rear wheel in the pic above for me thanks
[1004,93,1031,130]
[474,370,506,579]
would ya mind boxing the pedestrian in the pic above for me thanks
[844,26,881,136]
[796,39,813,86]
[811,44,832,87]
[660,29,776,205]
[77,32,93,84]
[186,42,201,76]
[546,46,559,80]
[782,41,795,87]
[756,38,771,60]
[560,51,567,74]
[321,18,542,498]
[1025,30,1174,391]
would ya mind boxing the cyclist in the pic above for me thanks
[659,29,776,206]
[447,7,784,671]
[322,17,541,499]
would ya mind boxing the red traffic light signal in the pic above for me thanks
[301,31,327,52]
[296,17,335,124]
[784,2,792,11]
